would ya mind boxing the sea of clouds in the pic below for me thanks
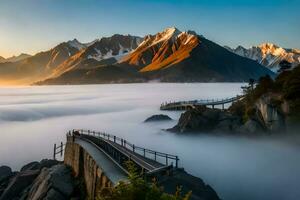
[0,83,299,200]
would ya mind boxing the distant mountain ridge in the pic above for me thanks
[0,42,80,85]
[38,27,274,85]
[0,53,31,63]
[225,43,300,72]
[50,34,142,78]
[0,27,275,85]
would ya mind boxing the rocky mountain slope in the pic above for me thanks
[0,56,5,63]
[39,27,274,84]
[0,42,81,85]
[0,53,31,64]
[50,34,142,78]
[1,27,276,85]
[225,43,300,72]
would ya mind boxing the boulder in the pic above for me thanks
[168,107,241,133]
[0,170,40,200]
[0,166,12,182]
[0,166,14,197]
[20,162,40,172]
[144,114,172,122]
[39,159,60,169]
[21,159,60,172]
[26,164,74,200]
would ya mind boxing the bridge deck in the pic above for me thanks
[105,140,164,171]
[160,95,244,110]
[75,138,128,185]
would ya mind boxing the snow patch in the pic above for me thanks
[68,39,86,50]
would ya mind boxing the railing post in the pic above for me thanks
[124,140,126,148]
[143,149,145,157]
[60,142,63,157]
[53,143,56,160]
[133,144,135,152]
[175,156,178,168]
[154,152,156,161]
[121,139,123,146]
[166,155,168,166]
[114,136,116,143]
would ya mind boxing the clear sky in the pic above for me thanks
[0,0,299,58]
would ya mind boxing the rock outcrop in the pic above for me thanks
[0,167,12,183]
[0,160,78,200]
[169,94,288,135]
[144,114,172,122]
[26,165,74,200]
[255,93,286,133]
[0,169,40,200]
[160,169,220,200]
[168,106,242,133]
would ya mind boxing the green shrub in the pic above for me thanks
[97,161,191,200]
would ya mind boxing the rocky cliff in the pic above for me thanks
[169,93,289,135]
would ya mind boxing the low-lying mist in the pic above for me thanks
[0,83,299,200]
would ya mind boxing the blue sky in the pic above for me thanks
[0,0,299,57]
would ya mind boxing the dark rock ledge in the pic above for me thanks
[144,114,172,122]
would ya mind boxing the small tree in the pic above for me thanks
[249,78,255,91]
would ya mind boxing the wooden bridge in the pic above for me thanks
[160,95,244,110]
[55,129,179,177]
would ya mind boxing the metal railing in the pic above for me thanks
[160,95,244,108]
[53,142,65,160]
[70,129,179,168]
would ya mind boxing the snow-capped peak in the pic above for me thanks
[137,27,199,50]
[67,39,86,50]
[227,42,300,72]
[151,27,181,44]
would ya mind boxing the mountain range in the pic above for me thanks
[0,27,276,85]
[0,53,31,63]
[225,43,300,72]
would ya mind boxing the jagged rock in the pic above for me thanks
[238,119,266,135]
[21,159,60,172]
[0,166,12,182]
[167,98,288,134]
[256,94,286,133]
[39,159,60,169]
[20,162,40,172]
[0,170,40,200]
[144,114,172,122]
[0,166,14,197]
[26,164,74,200]
[215,114,242,133]
[159,169,220,200]
[168,107,242,133]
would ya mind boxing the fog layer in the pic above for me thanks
[0,83,299,200]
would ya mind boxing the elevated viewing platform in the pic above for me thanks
[160,95,244,110]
